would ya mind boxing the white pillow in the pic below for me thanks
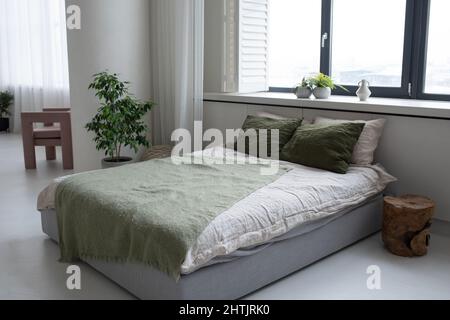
[314,117,386,165]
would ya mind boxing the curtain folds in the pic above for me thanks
[0,0,70,132]
[150,0,204,146]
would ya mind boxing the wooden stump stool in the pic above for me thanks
[383,195,435,257]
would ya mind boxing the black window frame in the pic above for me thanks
[413,0,450,101]
[268,0,450,102]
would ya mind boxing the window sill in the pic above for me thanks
[204,92,450,120]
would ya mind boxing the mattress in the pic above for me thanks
[40,195,384,300]
[191,194,381,270]
[40,193,380,271]
[37,146,396,274]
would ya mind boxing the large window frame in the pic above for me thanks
[413,0,450,101]
[268,0,450,101]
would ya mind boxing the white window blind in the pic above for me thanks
[223,0,238,92]
[238,0,269,93]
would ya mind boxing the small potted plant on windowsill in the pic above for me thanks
[310,73,348,99]
[294,77,313,99]
[86,71,155,169]
[0,90,14,133]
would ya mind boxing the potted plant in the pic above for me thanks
[86,71,154,168]
[0,90,14,132]
[310,73,348,99]
[294,77,313,99]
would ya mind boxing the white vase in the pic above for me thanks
[295,87,312,99]
[313,87,331,99]
[357,80,372,102]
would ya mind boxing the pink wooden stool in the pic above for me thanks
[21,108,73,170]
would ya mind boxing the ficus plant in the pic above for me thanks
[86,71,154,162]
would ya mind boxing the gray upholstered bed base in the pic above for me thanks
[40,195,383,300]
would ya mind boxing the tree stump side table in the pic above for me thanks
[383,195,435,257]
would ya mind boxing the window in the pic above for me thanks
[267,0,321,88]
[331,0,407,87]
[236,0,450,101]
[424,0,450,95]
[0,0,70,132]
[0,0,69,90]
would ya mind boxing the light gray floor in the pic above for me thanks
[1,133,450,300]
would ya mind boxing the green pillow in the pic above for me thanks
[281,123,365,174]
[235,115,303,157]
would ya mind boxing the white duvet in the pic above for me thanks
[37,147,396,274]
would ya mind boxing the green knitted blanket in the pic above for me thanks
[55,157,286,280]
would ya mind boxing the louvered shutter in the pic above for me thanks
[223,0,238,92]
[238,0,269,93]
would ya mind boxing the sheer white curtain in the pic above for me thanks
[150,0,204,145]
[0,0,70,133]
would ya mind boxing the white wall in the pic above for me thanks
[204,101,450,223]
[204,0,225,92]
[66,0,152,172]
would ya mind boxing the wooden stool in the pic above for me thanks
[383,195,435,257]
[140,145,173,162]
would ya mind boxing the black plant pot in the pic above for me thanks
[101,157,134,169]
[0,118,9,132]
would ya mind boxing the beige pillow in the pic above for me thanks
[314,117,386,165]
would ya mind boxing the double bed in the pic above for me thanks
[37,147,395,300]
